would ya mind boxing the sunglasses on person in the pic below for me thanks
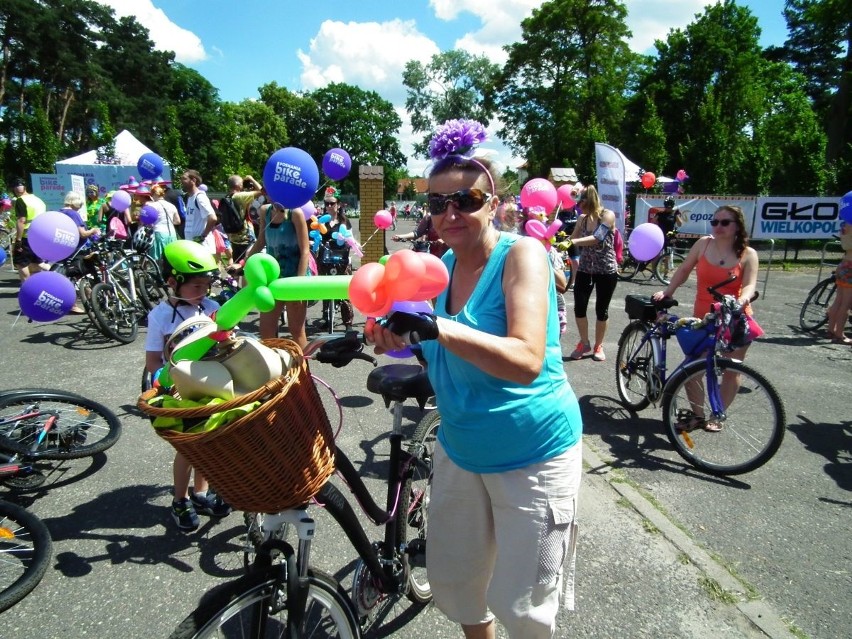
[427,188,491,216]
[710,219,734,227]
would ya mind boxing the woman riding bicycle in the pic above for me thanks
[652,205,762,431]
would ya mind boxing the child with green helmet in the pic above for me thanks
[144,240,231,531]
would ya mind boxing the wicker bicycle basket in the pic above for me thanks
[137,338,336,513]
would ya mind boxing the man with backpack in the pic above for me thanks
[219,174,263,265]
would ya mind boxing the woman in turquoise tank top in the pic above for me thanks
[368,120,582,639]
[241,202,310,347]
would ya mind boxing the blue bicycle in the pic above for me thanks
[614,279,785,475]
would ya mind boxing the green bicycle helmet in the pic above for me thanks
[162,240,217,285]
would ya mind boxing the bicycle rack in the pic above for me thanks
[755,238,775,300]
[816,238,842,283]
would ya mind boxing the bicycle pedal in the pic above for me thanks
[406,538,426,568]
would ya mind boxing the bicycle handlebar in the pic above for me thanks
[706,275,759,305]
[304,331,377,368]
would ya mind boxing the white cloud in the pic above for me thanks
[623,0,708,53]
[94,0,207,63]
[297,20,440,103]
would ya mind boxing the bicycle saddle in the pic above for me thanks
[367,364,433,409]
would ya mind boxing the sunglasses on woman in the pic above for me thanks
[710,219,734,227]
[427,188,491,216]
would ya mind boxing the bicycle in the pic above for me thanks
[0,499,52,613]
[170,332,437,638]
[614,278,785,475]
[87,240,150,343]
[316,243,354,332]
[618,232,686,285]
[799,271,837,332]
[0,388,122,461]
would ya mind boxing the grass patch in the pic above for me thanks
[641,518,660,535]
[677,552,691,565]
[699,576,739,604]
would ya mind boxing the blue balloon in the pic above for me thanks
[840,190,852,224]
[263,148,320,209]
[137,152,164,180]
[18,271,76,322]
[0,247,6,267]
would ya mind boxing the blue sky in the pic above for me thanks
[98,1,789,173]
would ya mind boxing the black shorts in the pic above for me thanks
[13,237,42,268]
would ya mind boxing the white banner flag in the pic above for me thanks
[594,143,627,234]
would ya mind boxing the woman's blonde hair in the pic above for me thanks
[580,185,603,217]
[150,184,166,198]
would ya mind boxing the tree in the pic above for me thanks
[774,0,851,189]
[495,0,636,180]
[403,51,501,157]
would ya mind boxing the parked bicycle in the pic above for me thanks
[618,231,687,285]
[169,332,436,638]
[614,278,785,475]
[0,499,52,613]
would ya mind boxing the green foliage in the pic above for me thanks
[495,0,636,181]
[403,50,501,157]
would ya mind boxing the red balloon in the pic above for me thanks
[383,250,425,300]
[349,263,392,317]
[641,172,656,189]
[411,253,449,300]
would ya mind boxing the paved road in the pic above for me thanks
[0,221,848,638]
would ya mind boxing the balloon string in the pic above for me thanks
[359,227,383,249]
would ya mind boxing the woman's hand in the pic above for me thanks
[365,317,407,354]
[651,291,669,302]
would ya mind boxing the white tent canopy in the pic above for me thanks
[54,129,171,196]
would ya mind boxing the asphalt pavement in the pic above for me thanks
[0,219,848,638]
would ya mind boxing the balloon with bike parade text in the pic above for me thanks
[263,147,320,209]
[628,223,665,261]
[27,211,80,262]
[139,204,159,226]
[18,270,76,322]
[520,178,557,211]
[110,190,132,213]
[840,190,852,224]
[322,148,352,181]
[137,153,164,180]
[641,172,656,189]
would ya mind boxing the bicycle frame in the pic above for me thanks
[254,399,420,596]
[98,250,140,312]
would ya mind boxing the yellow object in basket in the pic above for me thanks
[149,395,260,433]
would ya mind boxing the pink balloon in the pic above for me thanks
[525,219,548,240]
[676,169,687,181]
[556,184,576,209]
[628,223,665,261]
[374,209,393,230]
[520,178,557,212]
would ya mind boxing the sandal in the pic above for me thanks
[675,409,707,433]
[703,420,723,433]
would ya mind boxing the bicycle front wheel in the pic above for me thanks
[662,359,785,475]
[90,282,139,343]
[799,277,835,332]
[169,567,359,639]
[399,409,438,603]
[0,389,122,459]
[615,321,655,411]
[0,500,53,613]
[654,250,684,285]
[617,255,639,281]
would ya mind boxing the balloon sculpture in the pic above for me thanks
[333,226,363,257]
[524,218,562,244]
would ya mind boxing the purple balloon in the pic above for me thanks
[139,204,159,226]
[628,223,665,261]
[110,190,132,212]
[18,271,76,322]
[137,152,164,180]
[300,201,317,218]
[384,300,433,358]
[199,184,208,192]
[27,211,80,262]
[322,148,352,181]
[263,147,320,208]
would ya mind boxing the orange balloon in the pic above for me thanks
[384,250,425,300]
[349,262,391,316]
[641,172,656,189]
[411,253,449,300]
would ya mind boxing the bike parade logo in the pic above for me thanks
[139,157,158,176]
[35,289,66,317]
[53,227,77,249]
[272,160,309,189]
[326,152,347,171]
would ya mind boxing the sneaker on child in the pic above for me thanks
[171,498,199,532]
[190,489,232,517]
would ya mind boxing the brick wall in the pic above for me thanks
[358,165,385,264]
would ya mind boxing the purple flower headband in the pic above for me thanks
[428,119,495,194]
